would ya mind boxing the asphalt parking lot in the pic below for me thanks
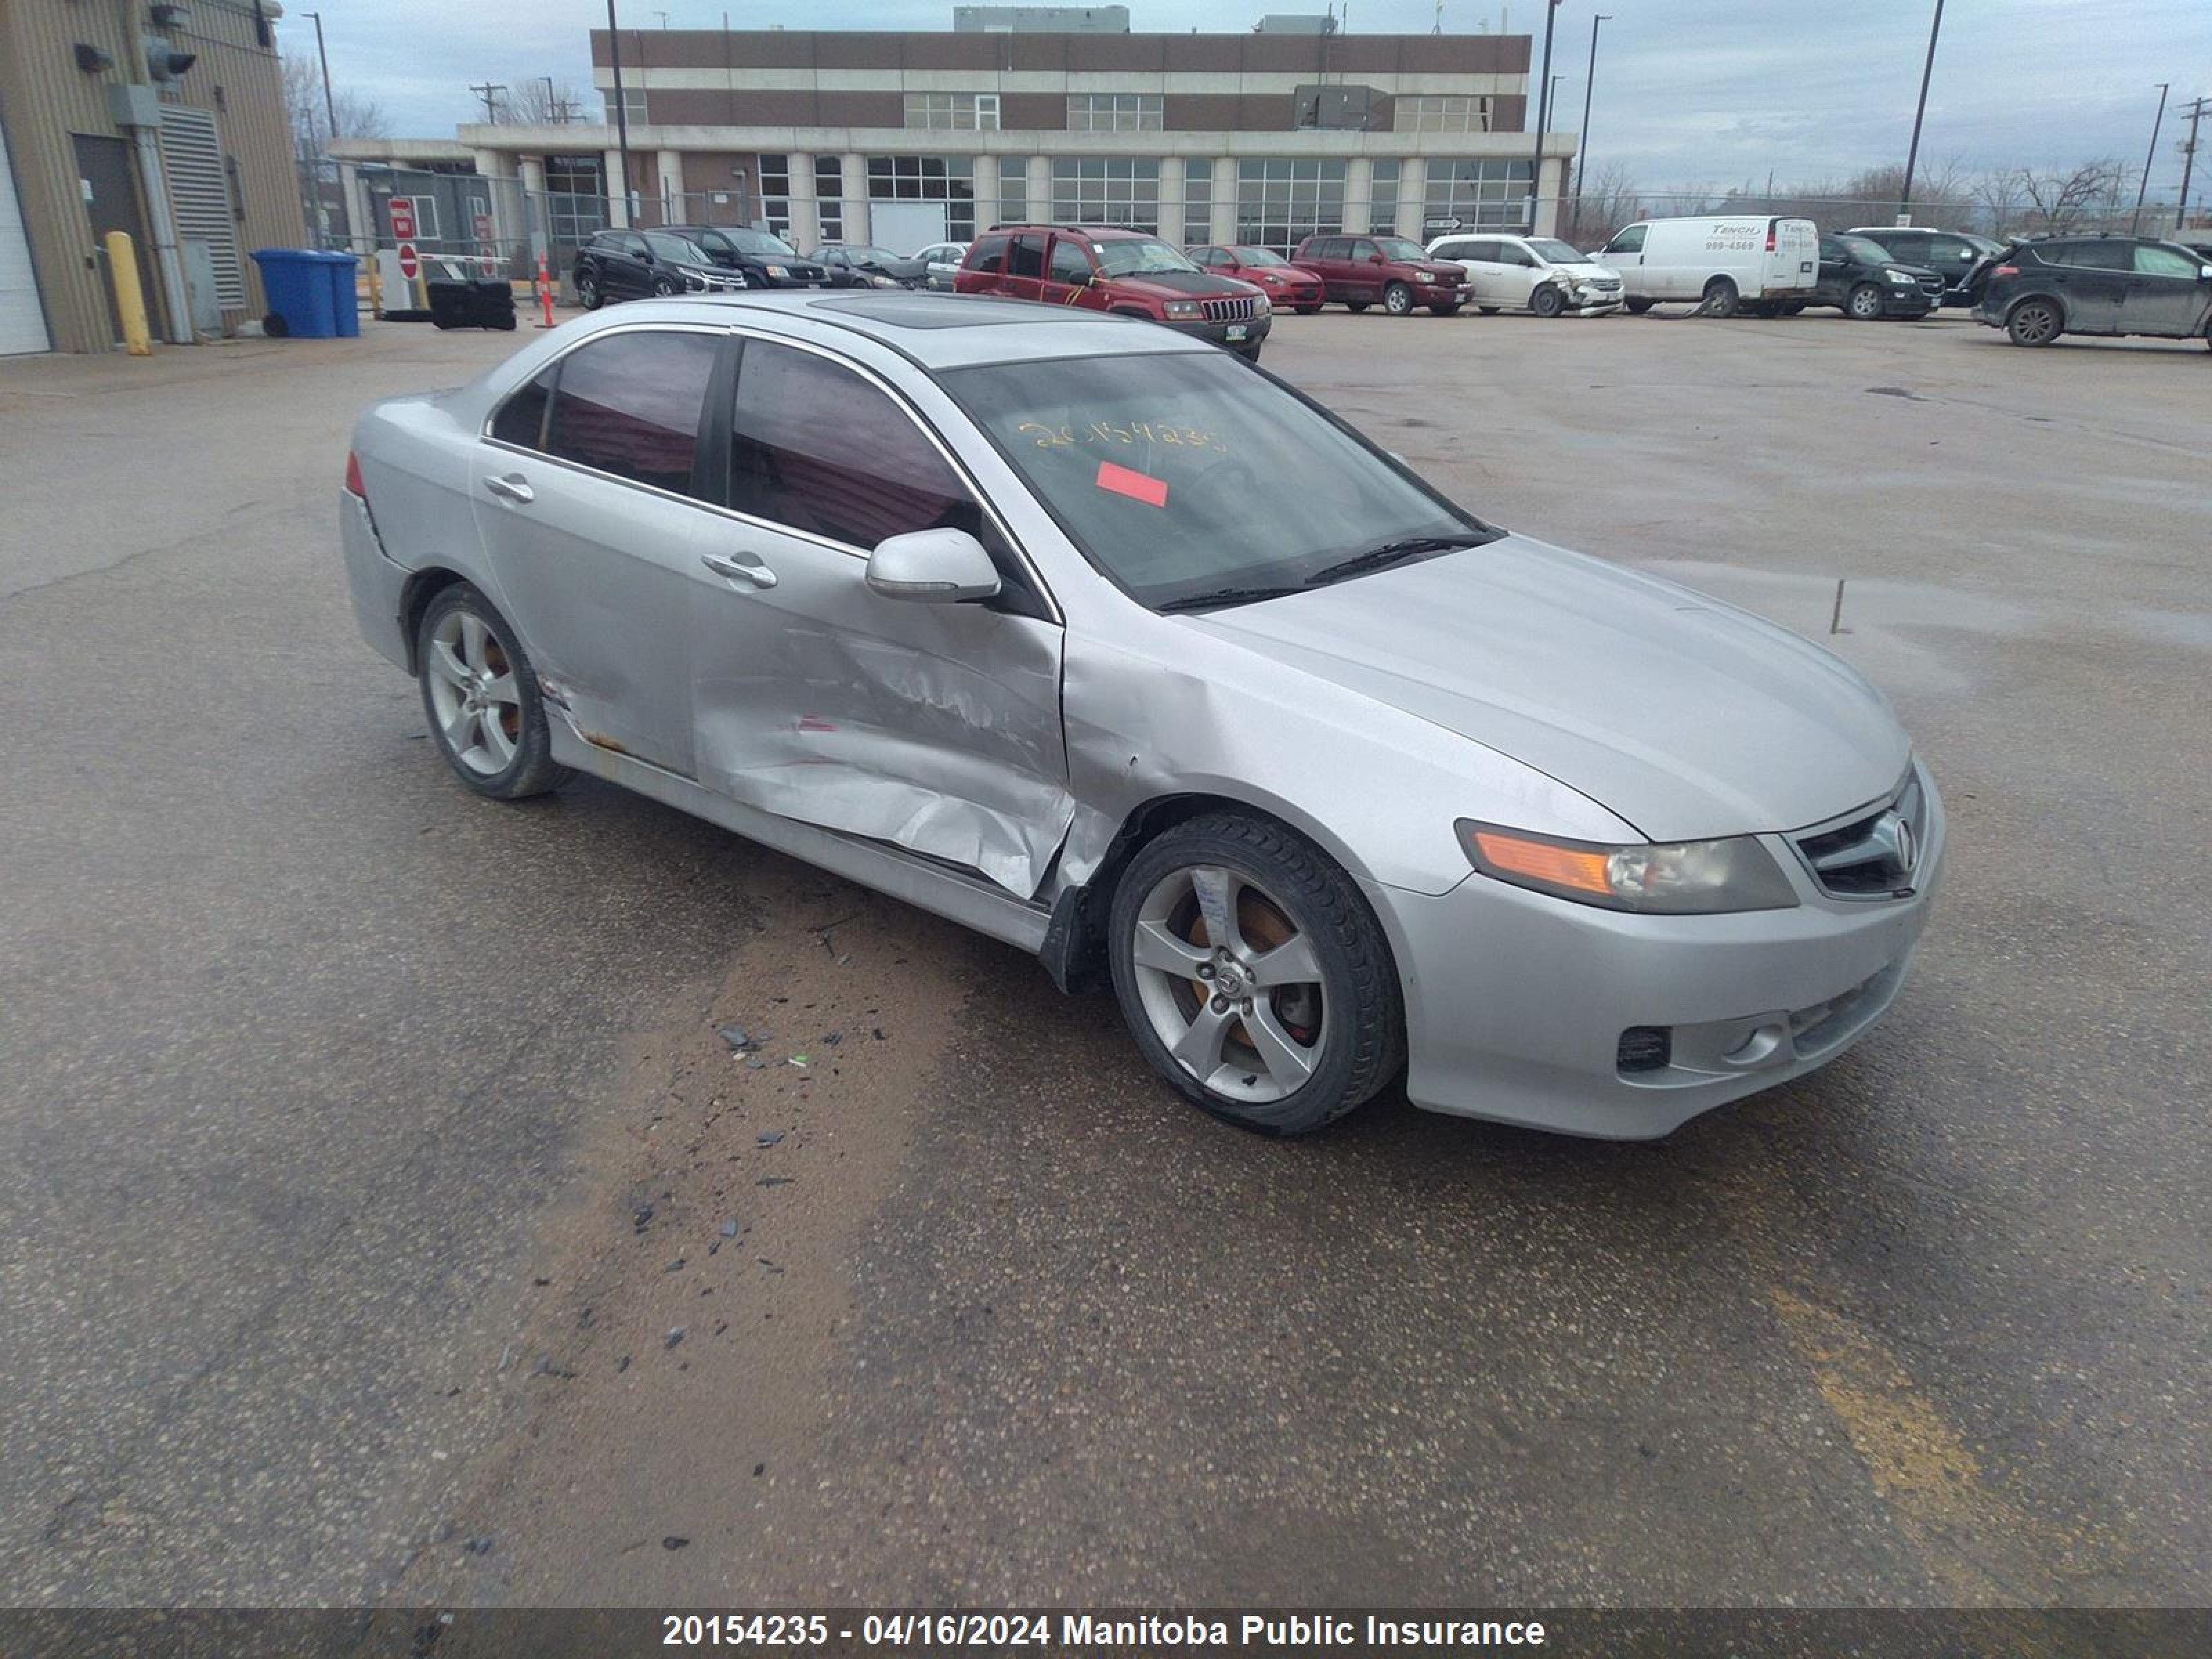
[1,303,2206,1612]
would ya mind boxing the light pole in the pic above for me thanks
[2133,84,2170,233]
[1897,0,1946,225]
[304,11,339,141]
[606,0,635,225]
[1527,0,1562,232]
[1573,14,1611,207]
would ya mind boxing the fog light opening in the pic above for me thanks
[1617,1026,1672,1074]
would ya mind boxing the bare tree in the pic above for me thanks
[2007,159,2128,233]
[500,77,594,125]
[1971,169,2027,237]
[1559,160,1640,247]
[282,53,388,160]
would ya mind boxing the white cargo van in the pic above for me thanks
[1591,216,1819,315]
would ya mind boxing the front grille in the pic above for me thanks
[1918,274,1945,297]
[1201,294,1259,323]
[1793,771,1927,899]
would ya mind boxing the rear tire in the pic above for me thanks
[1624,297,1654,315]
[415,584,570,801]
[1702,276,1741,318]
[1108,813,1403,1137]
[2006,298,2061,347]
[1382,282,1415,317]
[1478,306,1501,315]
[1530,285,1566,319]
[1846,283,1885,321]
[1344,301,1370,313]
[1428,303,1462,316]
[577,271,603,310]
[1295,303,1323,315]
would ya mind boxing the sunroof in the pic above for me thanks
[805,294,1103,330]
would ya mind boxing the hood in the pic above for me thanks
[1182,536,1909,841]
[1400,261,1464,281]
[1245,265,1322,288]
[860,255,928,279]
[1109,269,1253,300]
[1889,261,1944,281]
[1551,260,1620,280]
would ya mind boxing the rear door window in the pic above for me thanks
[1007,235,1046,279]
[2056,241,2131,270]
[543,330,719,496]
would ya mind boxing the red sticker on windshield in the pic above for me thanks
[1095,460,1168,507]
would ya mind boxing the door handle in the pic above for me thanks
[701,551,778,589]
[485,474,534,505]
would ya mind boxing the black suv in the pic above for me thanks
[1974,234,2212,348]
[572,229,745,309]
[662,225,829,289]
[1810,234,1942,320]
[1843,225,2006,306]
[814,243,928,289]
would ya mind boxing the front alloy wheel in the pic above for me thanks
[577,272,601,310]
[1530,285,1566,319]
[1847,283,1884,321]
[1382,282,1416,317]
[1109,814,1403,1136]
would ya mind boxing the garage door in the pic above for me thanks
[0,95,53,355]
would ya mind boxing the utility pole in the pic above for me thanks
[469,81,507,123]
[305,11,339,142]
[2133,84,2169,233]
[606,0,635,225]
[543,75,561,123]
[1527,0,1562,232]
[1897,0,1946,225]
[2177,97,2209,233]
[1573,14,1611,206]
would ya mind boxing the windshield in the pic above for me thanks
[643,232,712,265]
[1372,238,1428,261]
[1836,236,1894,264]
[1231,246,1289,265]
[943,350,1490,611]
[713,228,798,258]
[1524,238,1585,265]
[1094,239,1199,276]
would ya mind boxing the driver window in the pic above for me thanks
[1604,225,1645,254]
[1351,240,1379,261]
[1049,239,1093,284]
[2133,243,2196,277]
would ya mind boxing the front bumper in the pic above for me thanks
[1163,313,1275,352]
[1879,289,1936,317]
[1368,768,1945,1139]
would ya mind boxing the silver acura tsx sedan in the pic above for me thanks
[340,292,1941,1138]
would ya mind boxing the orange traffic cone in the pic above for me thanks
[535,252,555,328]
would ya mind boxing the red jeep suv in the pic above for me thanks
[1291,234,1468,316]
[955,225,1272,360]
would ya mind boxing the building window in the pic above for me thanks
[1422,158,1533,232]
[543,154,608,256]
[903,92,1000,131]
[758,153,791,238]
[611,85,649,126]
[1067,93,1163,133]
[1050,157,1160,232]
[997,157,1031,228]
[1181,161,1213,245]
[1369,158,1400,236]
[865,155,977,238]
[1392,94,1493,133]
[815,155,844,243]
[1235,158,1346,255]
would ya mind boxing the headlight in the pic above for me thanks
[868,273,899,288]
[682,271,708,291]
[764,263,789,279]
[1885,269,1913,283]
[1414,270,1436,282]
[1252,294,1271,315]
[1163,299,1201,320]
[1456,821,1800,914]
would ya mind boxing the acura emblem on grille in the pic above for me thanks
[1870,809,1916,877]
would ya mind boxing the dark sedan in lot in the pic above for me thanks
[1974,234,2212,347]
[815,243,930,290]
[1808,234,1942,320]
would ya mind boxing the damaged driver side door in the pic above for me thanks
[686,333,1072,897]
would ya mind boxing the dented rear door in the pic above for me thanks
[687,335,1071,897]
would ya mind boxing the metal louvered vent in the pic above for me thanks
[158,105,245,310]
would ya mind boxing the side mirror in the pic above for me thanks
[2200,265,2212,282]
[865,528,1001,604]
[1367,252,1386,265]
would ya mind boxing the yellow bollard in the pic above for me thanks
[366,253,384,319]
[104,231,153,356]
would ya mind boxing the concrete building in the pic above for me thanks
[0,0,306,354]
[328,11,1573,276]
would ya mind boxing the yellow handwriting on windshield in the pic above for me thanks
[1015,419,1228,455]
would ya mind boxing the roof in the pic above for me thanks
[983,223,1161,240]
[594,290,1212,371]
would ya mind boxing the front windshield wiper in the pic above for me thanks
[1302,532,1492,589]
[1155,584,1306,614]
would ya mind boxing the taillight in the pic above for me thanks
[344,450,367,499]
[1992,264,2019,279]
[1765,223,1777,253]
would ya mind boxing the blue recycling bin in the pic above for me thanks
[250,248,337,339]
[319,250,361,337]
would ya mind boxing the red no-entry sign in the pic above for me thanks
[388,198,416,241]
[397,243,420,281]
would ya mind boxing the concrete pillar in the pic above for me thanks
[1210,156,1237,245]
[517,157,548,259]
[973,156,1000,232]
[1532,155,1565,237]
[604,150,631,227]
[1159,157,1185,242]
[1027,155,1052,225]
[655,150,684,227]
[787,151,819,250]
[841,153,870,245]
[1402,158,1429,239]
[1343,157,1373,234]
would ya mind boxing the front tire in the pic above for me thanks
[1382,282,1416,317]
[1108,814,1403,1137]
[1344,301,1370,313]
[1624,297,1654,315]
[1530,285,1566,319]
[2007,298,2061,347]
[576,271,603,310]
[416,584,570,800]
[1702,276,1741,318]
[1847,283,1885,321]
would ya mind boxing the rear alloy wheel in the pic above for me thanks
[1847,283,1885,321]
[1530,285,1566,319]
[1109,813,1403,1136]
[577,271,602,310]
[1702,276,1741,318]
[2007,299,2061,347]
[1382,282,1416,317]
[417,584,570,800]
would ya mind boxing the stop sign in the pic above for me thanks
[397,243,419,281]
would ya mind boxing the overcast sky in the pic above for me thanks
[308,0,2209,204]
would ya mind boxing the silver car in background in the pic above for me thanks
[339,292,1941,1139]
[914,241,969,292]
